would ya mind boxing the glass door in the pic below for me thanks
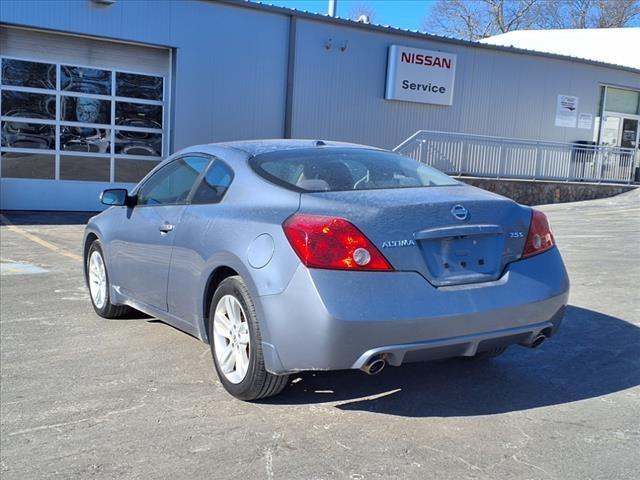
[619,118,638,149]
[601,115,621,146]
[618,117,639,181]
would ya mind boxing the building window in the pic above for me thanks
[604,87,640,116]
[0,57,165,182]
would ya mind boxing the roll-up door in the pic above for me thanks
[0,26,171,211]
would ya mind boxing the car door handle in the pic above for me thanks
[159,223,175,233]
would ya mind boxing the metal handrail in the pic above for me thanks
[394,130,637,184]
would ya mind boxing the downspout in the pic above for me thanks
[284,15,297,139]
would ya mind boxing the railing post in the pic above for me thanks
[597,149,604,184]
[497,143,504,179]
[534,142,541,180]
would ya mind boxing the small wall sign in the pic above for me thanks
[555,94,579,128]
[385,45,456,106]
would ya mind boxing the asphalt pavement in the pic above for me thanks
[1,190,639,480]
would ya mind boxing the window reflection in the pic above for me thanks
[115,158,159,182]
[1,59,56,90]
[61,96,110,124]
[115,130,161,157]
[191,162,234,204]
[60,155,110,181]
[605,87,640,116]
[61,66,111,95]
[1,91,56,120]
[60,126,111,153]
[1,121,55,150]
[116,72,163,100]
[115,102,162,128]
[0,152,56,179]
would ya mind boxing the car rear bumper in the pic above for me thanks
[350,315,562,369]
[257,247,570,374]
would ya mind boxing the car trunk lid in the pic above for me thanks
[298,185,531,286]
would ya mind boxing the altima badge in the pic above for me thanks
[382,239,416,248]
[451,204,469,221]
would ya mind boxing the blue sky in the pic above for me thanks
[256,1,434,31]
[252,1,640,31]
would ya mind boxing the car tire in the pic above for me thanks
[86,240,132,319]
[471,346,508,360]
[209,276,289,401]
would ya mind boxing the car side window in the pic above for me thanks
[137,156,209,206]
[190,161,234,205]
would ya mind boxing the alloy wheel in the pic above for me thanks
[88,250,107,309]
[213,295,251,384]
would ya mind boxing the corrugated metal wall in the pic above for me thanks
[290,18,640,149]
[165,2,289,148]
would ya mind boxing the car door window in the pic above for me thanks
[137,156,209,206]
[191,161,234,204]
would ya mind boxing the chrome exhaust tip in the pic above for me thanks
[361,356,386,375]
[529,334,546,349]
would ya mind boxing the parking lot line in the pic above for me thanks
[0,213,82,262]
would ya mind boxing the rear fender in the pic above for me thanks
[198,251,263,343]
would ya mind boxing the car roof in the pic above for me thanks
[203,139,380,157]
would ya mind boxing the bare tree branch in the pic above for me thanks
[503,0,539,31]
[422,0,640,41]
[596,0,640,27]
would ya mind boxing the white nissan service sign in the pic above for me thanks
[385,45,456,106]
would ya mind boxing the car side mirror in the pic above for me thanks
[100,188,133,207]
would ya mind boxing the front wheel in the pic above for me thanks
[86,241,131,318]
[209,276,289,400]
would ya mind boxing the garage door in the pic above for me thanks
[0,26,171,211]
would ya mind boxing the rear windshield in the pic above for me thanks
[250,148,459,192]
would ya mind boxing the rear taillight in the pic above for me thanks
[282,214,393,271]
[522,209,555,258]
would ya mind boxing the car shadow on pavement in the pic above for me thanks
[263,305,640,417]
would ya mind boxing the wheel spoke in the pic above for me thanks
[214,313,232,339]
[217,310,233,331]
[231,300,242,325]
[224,296,237,325]
[235,347,248,378]
[219,343,235,374]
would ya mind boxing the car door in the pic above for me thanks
[110,155,210,310]
[166,159,235,328]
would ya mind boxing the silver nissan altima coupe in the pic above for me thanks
[84,140,569,400]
